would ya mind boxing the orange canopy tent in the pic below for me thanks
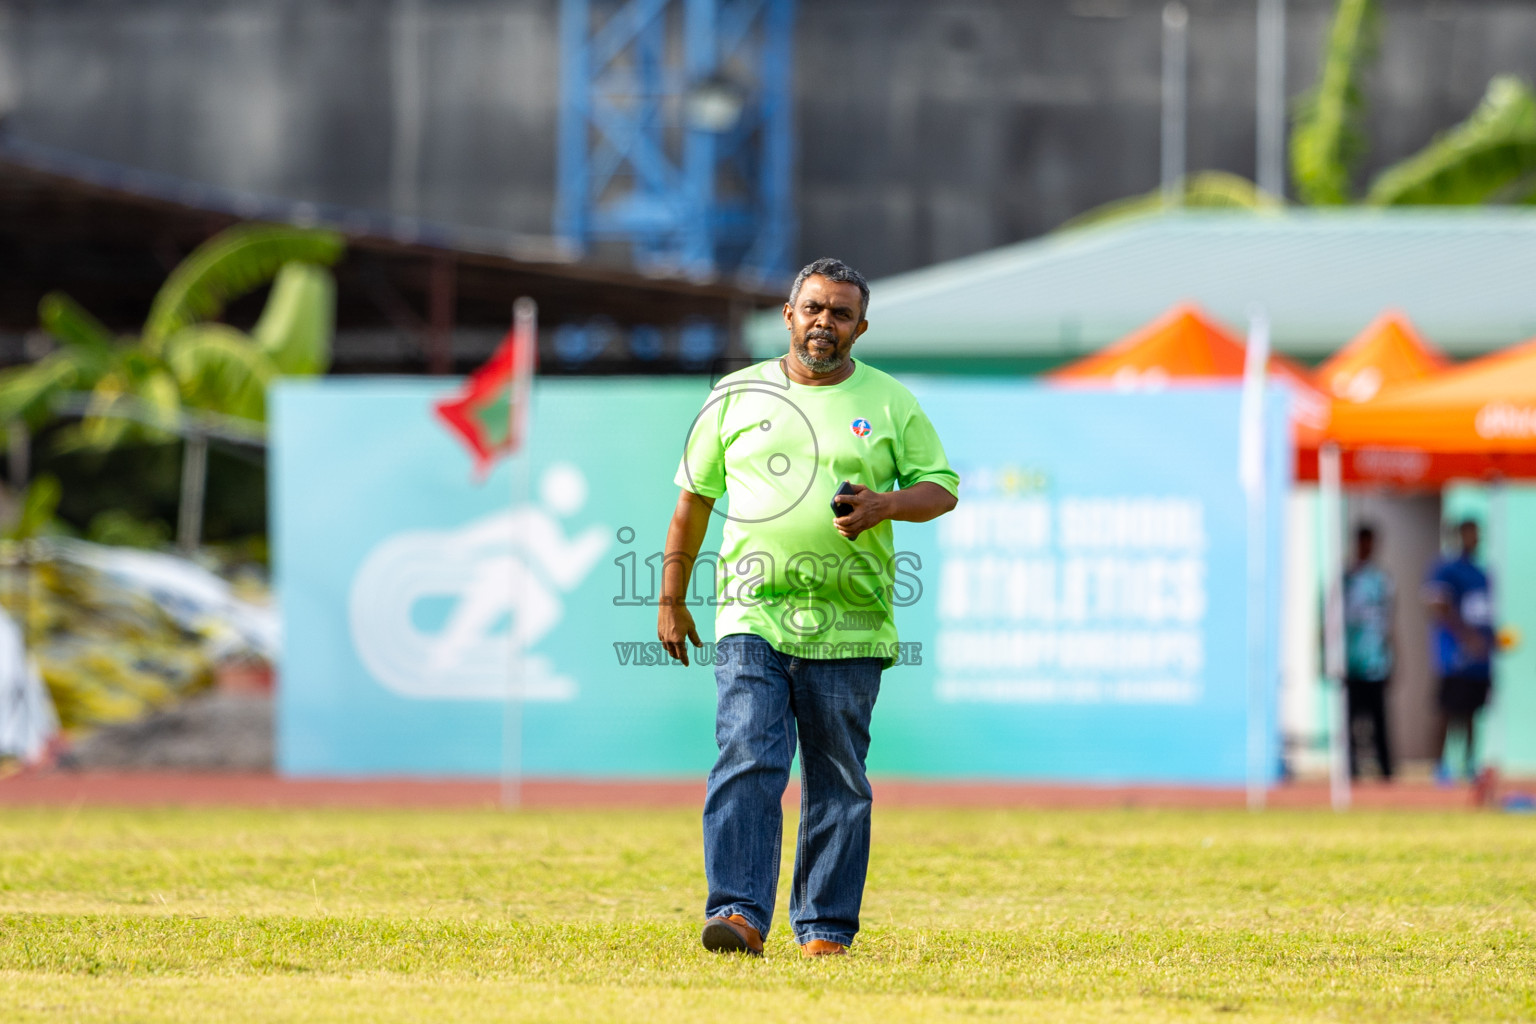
[1311,311,1450,404]
[1050,303,1332,444]
[1051,303,1318,389]
[1295,312,1452,482]
[1312,335,1536,486]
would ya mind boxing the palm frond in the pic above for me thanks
[166,324,275,422]
[1366,76,1536,205]
[1060,172,1283,232]
[250,262,336,376]
[142,225,345,350]
[1290,0,1380,205]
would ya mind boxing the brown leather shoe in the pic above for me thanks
[800,939,847,957]
[701,914,763,956]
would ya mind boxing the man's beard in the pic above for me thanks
[791,328,849,374]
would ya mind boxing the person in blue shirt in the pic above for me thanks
[1423,519,1496,782]
[1343,524,1394,780]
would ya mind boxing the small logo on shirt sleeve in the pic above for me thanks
[850,418,872,438]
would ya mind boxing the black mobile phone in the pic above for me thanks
[831,480,856,517]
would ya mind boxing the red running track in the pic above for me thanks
[0,771,1501,811]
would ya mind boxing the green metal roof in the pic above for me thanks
[748,210,1536,363]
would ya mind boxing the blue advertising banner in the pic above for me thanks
[272,376,1290,782]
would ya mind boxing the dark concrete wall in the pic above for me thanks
[3,0,1536,280]
[801,0,1536,277]
[0,0,562,234]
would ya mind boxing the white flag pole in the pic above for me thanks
[1240,307,1271,810]
[502,298,538,810]
[1318,442,1350,811]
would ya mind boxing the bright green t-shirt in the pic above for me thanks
[673,357,959,666]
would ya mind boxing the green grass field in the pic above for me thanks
[1,805,1533,1022]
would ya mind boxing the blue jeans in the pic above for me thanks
[703,632,883,947]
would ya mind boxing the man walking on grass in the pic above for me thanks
[657,257,958,958]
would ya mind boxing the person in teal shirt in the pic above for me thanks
[657,258,958,958]
[1343,524,1394,780]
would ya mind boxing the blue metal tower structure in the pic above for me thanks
[555,0,796,284]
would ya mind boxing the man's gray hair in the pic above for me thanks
[788,257,870,319]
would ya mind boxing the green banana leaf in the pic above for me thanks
[251,262,336,377]
[1366,76,1536,205]
[166,323,275,422]
[129,368,184,439]
[0,292,121,430]
[38,292,117,360]
[0,351,94,428]
[142,225,344,351]
[1290,0,1380,205]
[52,368,184,454]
